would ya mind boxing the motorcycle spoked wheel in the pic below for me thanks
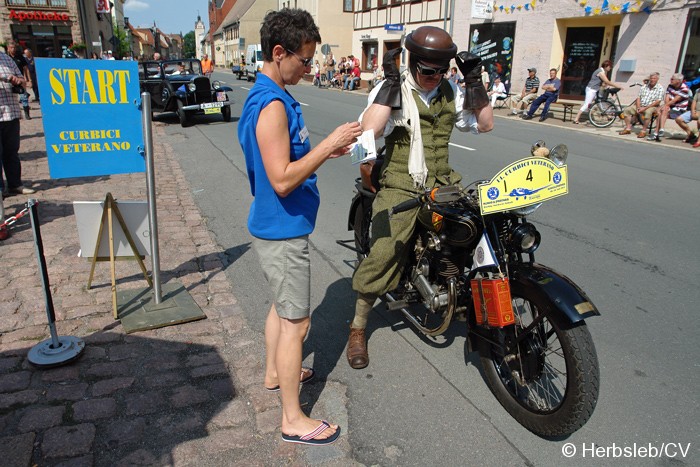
[477,284,599,438]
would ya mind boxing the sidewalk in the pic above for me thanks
[315,78,697,152]
[0,103,355,466]
[491,104,697,152]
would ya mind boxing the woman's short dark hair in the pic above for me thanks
[601,59,613,68]
[260,8,321,61]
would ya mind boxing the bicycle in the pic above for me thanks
[588,83,643,128]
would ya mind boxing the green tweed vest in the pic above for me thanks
[380,79,462,193]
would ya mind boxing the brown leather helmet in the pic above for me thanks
[405,26,457,64]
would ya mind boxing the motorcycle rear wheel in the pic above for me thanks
[588,101,617,128]
[477,285,599,438]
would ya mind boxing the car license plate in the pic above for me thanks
[201,102,224,109]
[216,91,227,102]
[204,107,221,114]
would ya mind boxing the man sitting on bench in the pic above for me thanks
[618,72,665,138]
[523,68,560,122]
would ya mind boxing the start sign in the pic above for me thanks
[36,58,145,179]
[478,157,568,214]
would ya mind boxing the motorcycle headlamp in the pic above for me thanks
[548,144,568,167]
[510,223,541,254]
[187,83,197,92]
[212,80,221,90]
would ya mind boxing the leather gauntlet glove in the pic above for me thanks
[456,51,489,111]
[373,48,402,109]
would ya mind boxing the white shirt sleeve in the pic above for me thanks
[452,81,479,134]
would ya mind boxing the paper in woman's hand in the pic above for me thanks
[350,129,377,165]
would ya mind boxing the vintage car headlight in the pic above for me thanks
[187,83,197,92]
[509,223,541,254]
[212,80,221,90]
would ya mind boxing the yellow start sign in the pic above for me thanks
[478,157,568,215]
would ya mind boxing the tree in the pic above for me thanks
[113,25,130,58]
[183,31,196,58]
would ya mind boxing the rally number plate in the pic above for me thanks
[478,157,568,215]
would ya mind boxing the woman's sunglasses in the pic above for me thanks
[286,49,313,67]
[416,62,449,76]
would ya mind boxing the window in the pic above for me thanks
[362,0,371,11]
[378,0,388,8]
[343,0,353,12]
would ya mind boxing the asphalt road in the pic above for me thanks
[157,70,699,466]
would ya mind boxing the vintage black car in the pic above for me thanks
[138,59,233,127]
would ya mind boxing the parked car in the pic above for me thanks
[138,58,233,127]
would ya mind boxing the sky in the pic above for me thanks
[124,0,209,36]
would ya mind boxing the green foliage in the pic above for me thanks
[112,25,130,58]
[183,31,196,58]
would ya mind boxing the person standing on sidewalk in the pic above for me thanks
[7,41,31,120]
[23,48,39,103]
[201,53,213,77]
[238,8,362,446]
[0,48,35,197]
[573,60,622,124]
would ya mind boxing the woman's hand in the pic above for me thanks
[324,121,363,157]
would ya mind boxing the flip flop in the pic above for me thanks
[282,421,341,446]
[265,367,315,392]
[572,121,580,124]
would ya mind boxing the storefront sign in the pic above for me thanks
[471,0,494,20]
[384,24,404,31]
[9,10,70,22]
[96,0,111,14]
[36,59,145,179]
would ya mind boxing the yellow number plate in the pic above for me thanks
[478,157,568,215]
[204,107,221,115]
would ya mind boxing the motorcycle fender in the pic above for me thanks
[347,193,363,231]
[219,85,233,92]
[510,263,600,324]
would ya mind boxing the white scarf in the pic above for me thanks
[390,73,428,189]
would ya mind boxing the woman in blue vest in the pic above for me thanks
[238,9,362,446]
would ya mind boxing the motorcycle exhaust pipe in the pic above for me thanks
[386,278,457,337]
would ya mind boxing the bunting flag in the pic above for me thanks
[493,0,678,15]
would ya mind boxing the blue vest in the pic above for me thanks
[238,74,320,239]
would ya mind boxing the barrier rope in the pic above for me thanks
[0,203,31,229]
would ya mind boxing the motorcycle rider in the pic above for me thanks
[347,26,493,369]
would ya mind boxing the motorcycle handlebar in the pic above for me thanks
[390,197,423,216]
[389,186,462,216]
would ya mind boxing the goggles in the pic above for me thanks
[416,62,449,76]
[286,49,313,67]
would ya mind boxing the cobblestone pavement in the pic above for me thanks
[0,103,356,466]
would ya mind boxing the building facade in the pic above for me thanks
[453,0,700,102]
[0,0,114,58]
[349,0,699,101]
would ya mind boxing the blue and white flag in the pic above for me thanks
[472,233,498,269]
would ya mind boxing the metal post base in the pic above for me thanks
[28,336,85,368]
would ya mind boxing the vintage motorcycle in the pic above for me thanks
[338,141,600,438]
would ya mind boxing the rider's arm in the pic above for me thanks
[455,82,493,133]
[359,81,393,138]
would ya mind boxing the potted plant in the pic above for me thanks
[69,42,87,57]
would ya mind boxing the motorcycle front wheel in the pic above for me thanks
[477,285,599,438]
[588,101,618,128]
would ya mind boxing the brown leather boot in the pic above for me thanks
[347,326,368,369]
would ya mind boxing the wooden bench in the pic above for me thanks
[550,101,578,122]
